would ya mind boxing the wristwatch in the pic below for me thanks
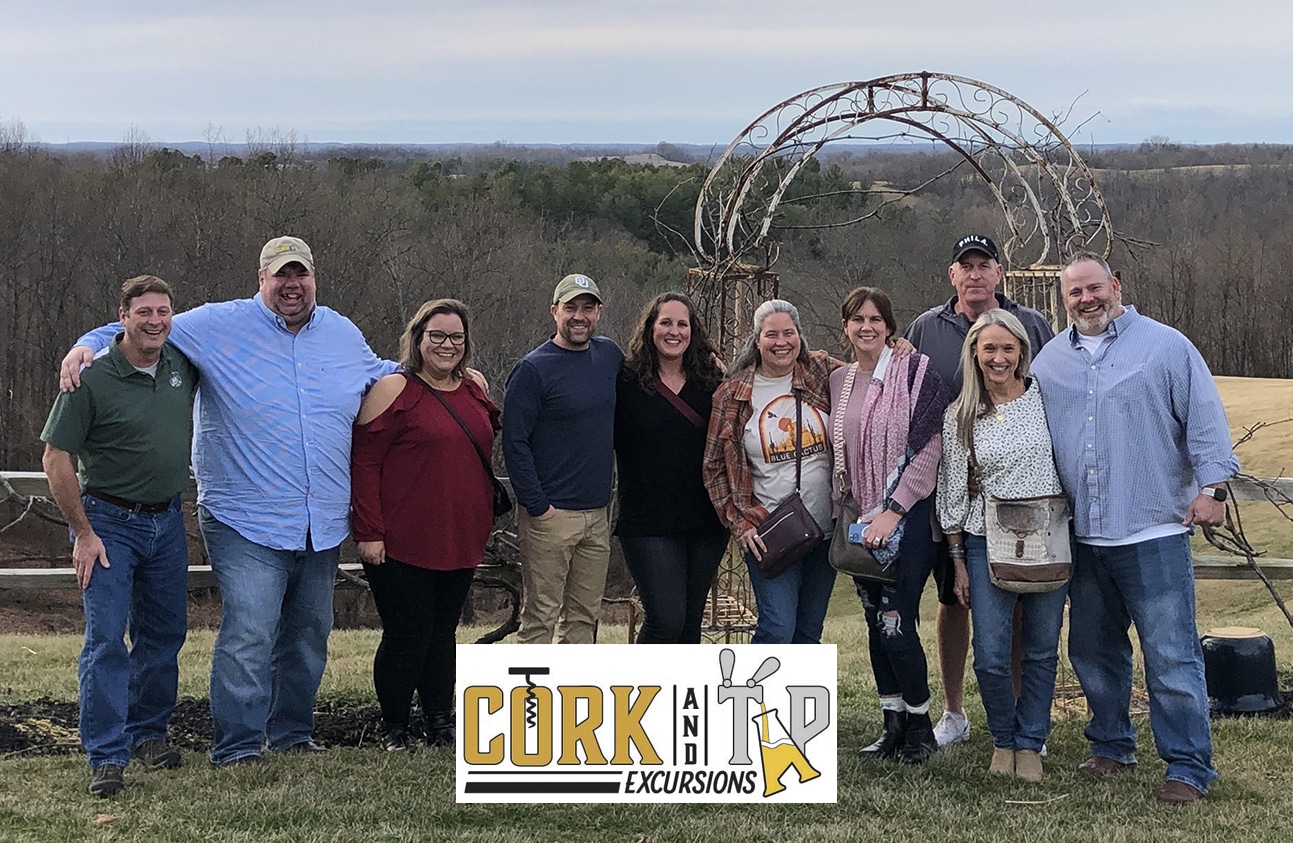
[1200,486,1228,502]
[887,500,907,515]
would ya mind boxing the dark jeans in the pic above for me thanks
[855,497,937,707]
[363,559,475,726]
[619,524,728,644]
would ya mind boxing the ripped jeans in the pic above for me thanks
[855,497,937,707]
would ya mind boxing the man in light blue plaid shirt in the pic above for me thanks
[1032,252,1237,807]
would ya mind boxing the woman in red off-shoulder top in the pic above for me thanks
[350,299,500,752]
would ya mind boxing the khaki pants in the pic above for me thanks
[516,507,611,644]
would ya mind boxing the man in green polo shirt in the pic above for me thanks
[41,275,198,797]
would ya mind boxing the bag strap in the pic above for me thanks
[830,363,858,495]
[967,417,983,501]
[407,373,496,486]
[652,377,706,430]
[793,389,804,492]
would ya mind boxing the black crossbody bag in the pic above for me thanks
[410,374,513,518]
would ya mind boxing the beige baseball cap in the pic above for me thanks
[259,236,315,275]
[552,273,602,304]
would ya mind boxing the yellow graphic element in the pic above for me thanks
[611,685,664,765]
[559,686,607,765]
[757,396,827,464]
[462,684,663,767]
[752,705,821,797]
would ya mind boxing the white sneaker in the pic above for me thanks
[932,710,970,747]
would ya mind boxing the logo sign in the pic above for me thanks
[456,644,837,804]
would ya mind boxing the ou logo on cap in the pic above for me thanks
[574,276,590,288]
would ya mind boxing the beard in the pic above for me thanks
[1070,303,1115,335]
[558,320,595,348]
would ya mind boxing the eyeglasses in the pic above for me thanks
[424,330,466,346]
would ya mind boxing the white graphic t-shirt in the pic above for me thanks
[742,372,833,531]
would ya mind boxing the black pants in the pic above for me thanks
[363,558,475,726]
[619,524,728,644]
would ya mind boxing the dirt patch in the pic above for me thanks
[0,697,387,757]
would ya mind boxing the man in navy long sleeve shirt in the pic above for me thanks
[503,274,622,644]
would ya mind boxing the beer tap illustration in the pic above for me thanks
[718,648,822,797]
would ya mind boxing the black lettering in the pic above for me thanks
[683,714,698,738]
[682,687,699,709]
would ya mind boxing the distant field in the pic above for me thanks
[1210,377,1293,559]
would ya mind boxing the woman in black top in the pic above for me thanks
[615,292,727,643]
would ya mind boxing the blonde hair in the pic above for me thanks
[950,309,1031,448]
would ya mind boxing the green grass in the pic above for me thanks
[3,586,1292,843]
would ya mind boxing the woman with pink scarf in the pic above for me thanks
[831,286,948,765]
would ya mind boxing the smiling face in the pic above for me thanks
[756,312,801,377]
[1062,258,1124,335]
[651,299,692,364]
[948,250,1004,315]
[550,293,602,350]
[845,299,890,361]
[258,262,317,330]
[119,291,172,358]
[419,312,467,381]
[974,323,1024,390]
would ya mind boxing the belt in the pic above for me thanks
[84,487,173,514]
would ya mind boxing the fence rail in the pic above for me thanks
[3,471,1291,587]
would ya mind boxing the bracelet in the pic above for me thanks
[947,544,966,558]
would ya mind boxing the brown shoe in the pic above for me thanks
[988,748,1015,775]
[1157,780,1204,805]
[1015,750,1044,782]
[1077,755,1136,776]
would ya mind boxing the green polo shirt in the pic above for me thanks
[41,336,198,503]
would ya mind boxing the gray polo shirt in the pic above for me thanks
[904,292,1054,398]
[41,336,197,503]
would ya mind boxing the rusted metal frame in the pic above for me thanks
[694,78,932,261]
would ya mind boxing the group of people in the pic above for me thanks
[42,231,1235,809]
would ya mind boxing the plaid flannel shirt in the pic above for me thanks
[702,349,841,537]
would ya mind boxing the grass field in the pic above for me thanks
[1,376,1289,841]
[3,577,1291,843]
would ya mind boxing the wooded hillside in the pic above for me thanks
[2,137,1290,468]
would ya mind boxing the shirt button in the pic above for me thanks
[1088,416,1093,421]
[1088,389,1093,394]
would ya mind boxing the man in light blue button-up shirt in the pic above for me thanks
[61,236,399,765]
[1032,252,1237,806]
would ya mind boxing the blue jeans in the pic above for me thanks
[77,494,188,770]
[1067,534,1217,792]
[199,507,339,764]
[856,496,936,706]
[620,525,728,644]
[964,535,1068,752]
[745,537,835,644]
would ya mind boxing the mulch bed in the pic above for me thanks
[0,698,386,758]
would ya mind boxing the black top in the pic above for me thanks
[613,371,722,538]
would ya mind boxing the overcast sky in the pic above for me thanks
[3,0,1290,147]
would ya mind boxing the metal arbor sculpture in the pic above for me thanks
[689,71,1114,639]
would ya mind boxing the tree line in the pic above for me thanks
[2,134,1290,470]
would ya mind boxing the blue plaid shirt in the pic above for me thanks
[77,295,396,551]
[1031,306,1238,541]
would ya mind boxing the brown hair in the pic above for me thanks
[120,275,173,312]
[623,292,721,393]
[399,298,472,380]
[838,286,898,350]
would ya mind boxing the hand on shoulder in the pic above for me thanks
[357,373,410,425]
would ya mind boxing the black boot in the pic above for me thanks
[858,709,907,760]
[425,711,455,747]
[898,711,938,765]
